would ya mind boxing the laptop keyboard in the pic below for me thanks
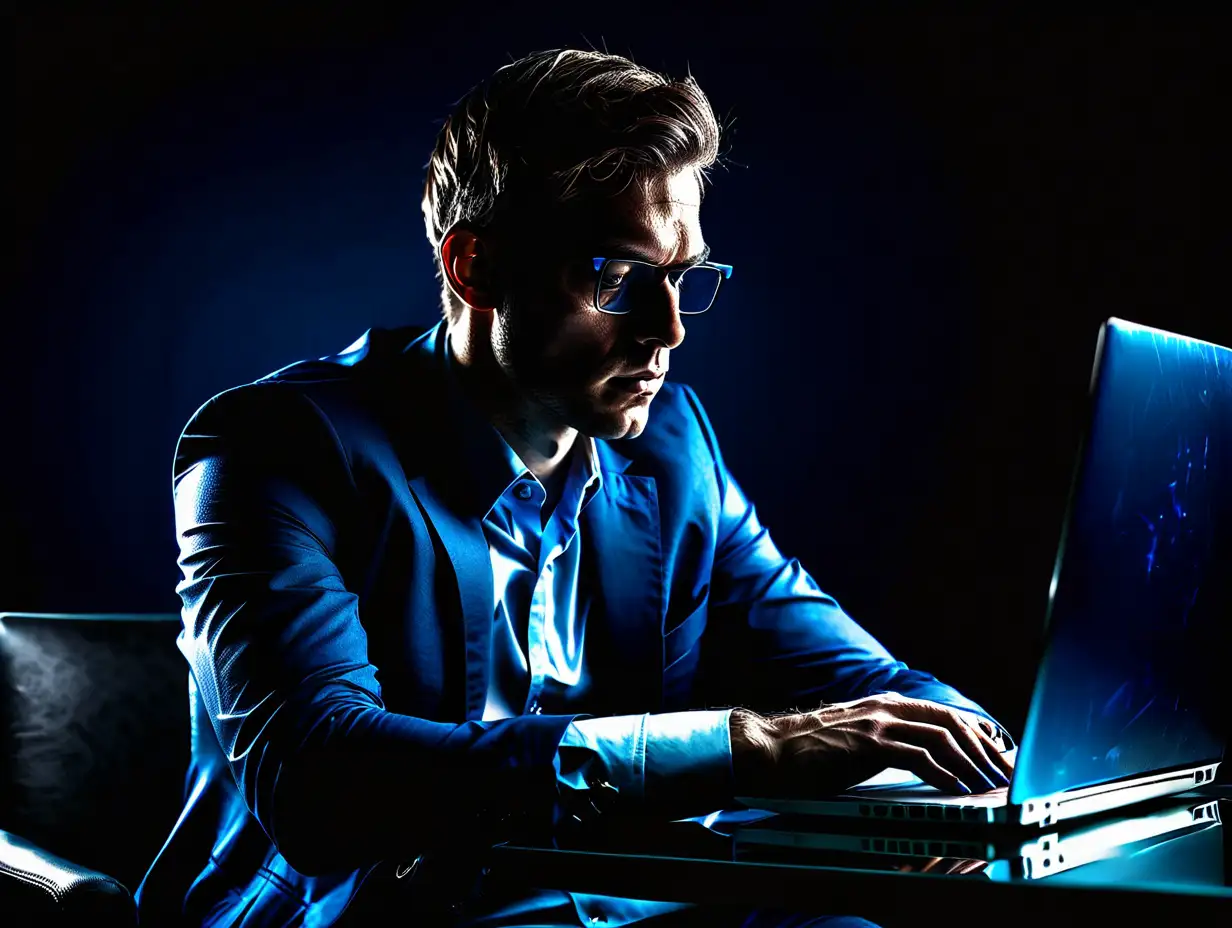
[849,787,1009,824]
[848,785,1008,805]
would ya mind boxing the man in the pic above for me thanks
[137,48,1012,927]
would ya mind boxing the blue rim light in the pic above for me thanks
[591,257,733,278]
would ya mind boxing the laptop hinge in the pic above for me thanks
[1016,762,1221,827]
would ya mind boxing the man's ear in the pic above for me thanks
[440,227,499,311]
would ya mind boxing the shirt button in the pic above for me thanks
[514,483,533,500]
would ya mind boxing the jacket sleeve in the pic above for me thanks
[681,386,1004,732]
[173,383,578,876]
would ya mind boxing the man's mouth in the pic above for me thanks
[608,370,665,395]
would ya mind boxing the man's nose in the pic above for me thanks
[633,279,686,350]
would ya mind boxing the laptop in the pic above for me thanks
[732,795,1223,880]
[737,318,1229,828]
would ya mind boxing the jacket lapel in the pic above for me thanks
[406,475,494,721]
[584,442,667,712]
[394,323,498,721]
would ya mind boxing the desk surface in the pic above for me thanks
[488,793,1230,923]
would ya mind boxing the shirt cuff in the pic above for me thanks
[644,709,734,808]
[558,710,734,807]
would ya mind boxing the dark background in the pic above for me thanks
[10,9,1228,736]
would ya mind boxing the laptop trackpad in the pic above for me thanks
[850,767,929,790]
[846,768,1011,805]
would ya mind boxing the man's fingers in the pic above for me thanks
[958,713,1015,779]
[965,714,995,737]
[801,697,1016,797]
[888,743,969,795]
[955,859,989,875]
[915,857,987,876]
[949,718,1011,787]
[890,722,997,793]
[894,700,1014,783]
[982,731,1015,780]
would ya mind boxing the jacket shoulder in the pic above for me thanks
[179,326,430,446]
[255,325,428,387]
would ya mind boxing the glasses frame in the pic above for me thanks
[591,256,733,315]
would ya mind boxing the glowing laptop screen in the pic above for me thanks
[1013,319,1228,803]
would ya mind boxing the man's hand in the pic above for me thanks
[730,693,1014,798]
[894,857,989,876]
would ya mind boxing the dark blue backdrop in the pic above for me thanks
[10,10,1226,731]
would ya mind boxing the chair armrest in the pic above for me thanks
[0,829,136,925]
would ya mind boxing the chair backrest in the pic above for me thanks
[0,612,190,891]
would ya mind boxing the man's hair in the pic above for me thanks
[422,48,722,322]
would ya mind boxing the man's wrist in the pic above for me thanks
[729,709,779,792]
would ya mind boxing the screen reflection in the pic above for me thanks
[731,798,1224,887]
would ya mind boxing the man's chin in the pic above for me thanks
[577,399,652,441]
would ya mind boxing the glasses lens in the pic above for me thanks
[596,260,722,315]
[677,266,722,315]
[596,260,640,312]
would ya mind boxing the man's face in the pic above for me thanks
[490,167,706,441]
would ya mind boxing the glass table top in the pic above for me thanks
[511,791,1230,900]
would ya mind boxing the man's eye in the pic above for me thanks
[598,261,635,290]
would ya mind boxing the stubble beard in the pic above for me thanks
[492,292,643,441]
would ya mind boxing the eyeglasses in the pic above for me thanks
[591,256,733,315]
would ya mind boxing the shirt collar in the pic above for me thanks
[552,431,603,525]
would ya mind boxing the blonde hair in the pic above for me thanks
[422,48,722,321]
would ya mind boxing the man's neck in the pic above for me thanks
[492,409,578,488]
[447,321,578,483]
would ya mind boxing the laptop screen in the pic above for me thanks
[1012,319,1229,804]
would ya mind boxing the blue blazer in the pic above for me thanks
[137,322,996,926]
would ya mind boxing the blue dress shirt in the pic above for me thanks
[443,346,730,926]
